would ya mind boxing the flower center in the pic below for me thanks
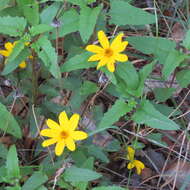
[60,131,69,139]
[104,48,113,57]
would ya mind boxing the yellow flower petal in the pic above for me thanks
[88,54,104,61]
[110,33,124,49]
[127,146,135,161]
[106,59,115,72]
[86,45,104,53]
[55,140,65,156]
[5,42,13,51]
[65,138,76,151]
[40,129,59,137]
[127,162,135,170]
[46,119,60,130]
[114,41,128,52]
[98,30,110,49]
[59,111,69,129]
[0,50,9,57]
[96,57,109,70]
[134,160,145,175]
[69,113,80,131]
[114,53,128,62]
[42,138,57,147]
[19,61,27,68]
[72,131,88,140]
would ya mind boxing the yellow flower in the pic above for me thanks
[0,41,31,69]
[85,30,128,72]
[40,111,88,156]
[127,146,145,175]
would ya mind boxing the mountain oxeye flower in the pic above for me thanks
[86,30,128,72]
[40,111,88,156]
[127,146,145,175]
[0,41,31,68]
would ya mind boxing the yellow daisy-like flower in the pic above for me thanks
[40,111,88,156]
[127,146,145,175]
[85,30,128,72]
[0,41,30,69]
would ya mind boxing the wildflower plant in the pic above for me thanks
[0,0,189,189]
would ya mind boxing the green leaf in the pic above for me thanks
[74,157,94,190]
[0,143,8,159]
[22,171,48,190]
[6,145,20,180]
[146,133,167,147]
[40,2,60,24]
[0,0,10,11]
[79,5,102,42]
[154,88,175,102]
[80,81,98,96]
[0,16,26,36]
[99,99,135,128]
[132,100,179,130]
[16,0,39,26]
[182,29,190,50]
[29,24,53,36]
[63,166,102,182]
[162,50,186,79]
[92,186,126,190]
[33,36,61,79]
[60,52,95,72]
[127,36,176,64]
[58,9,79,37]
[116,62,139,90]
[88,126,117,137]
[109,0,155,26]
[176,69,190,88]
[0,102,22,138]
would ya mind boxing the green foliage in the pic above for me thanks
[63,166,102,182]
[109,0,155,26]
[32,36,61,79]
[99,99,135,128]
[154,88,175,102]
[6,145,20,181]
[0,102,22,138]
[176,69,190,88]
[132,100,179,130]
[0,16,26,36]
[22,171,48,190]
[79,5,102,42]
[92,186,126,190]
[29,24,53,36]
[16,0,39,26]
[182,29,190,49]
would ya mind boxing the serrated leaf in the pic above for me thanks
[0,16,26,36]
[16,0,39,26]
[99,99,134,128]
[127,36,176,64]
[162,50,186,79]
[182,29,190,50]
[33,36,61,79]
[22,171,48,190]
[132,100,179,130]
[109,0,155,26]
[6,145,20,180]
[92,186,126,190]
[0,102,22,138]
[29,24,53,36]
[176,69,190,88]
[116,62,139,90]
[63,166,102,182]
[79,5,102,42]
[60,52,95,72]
